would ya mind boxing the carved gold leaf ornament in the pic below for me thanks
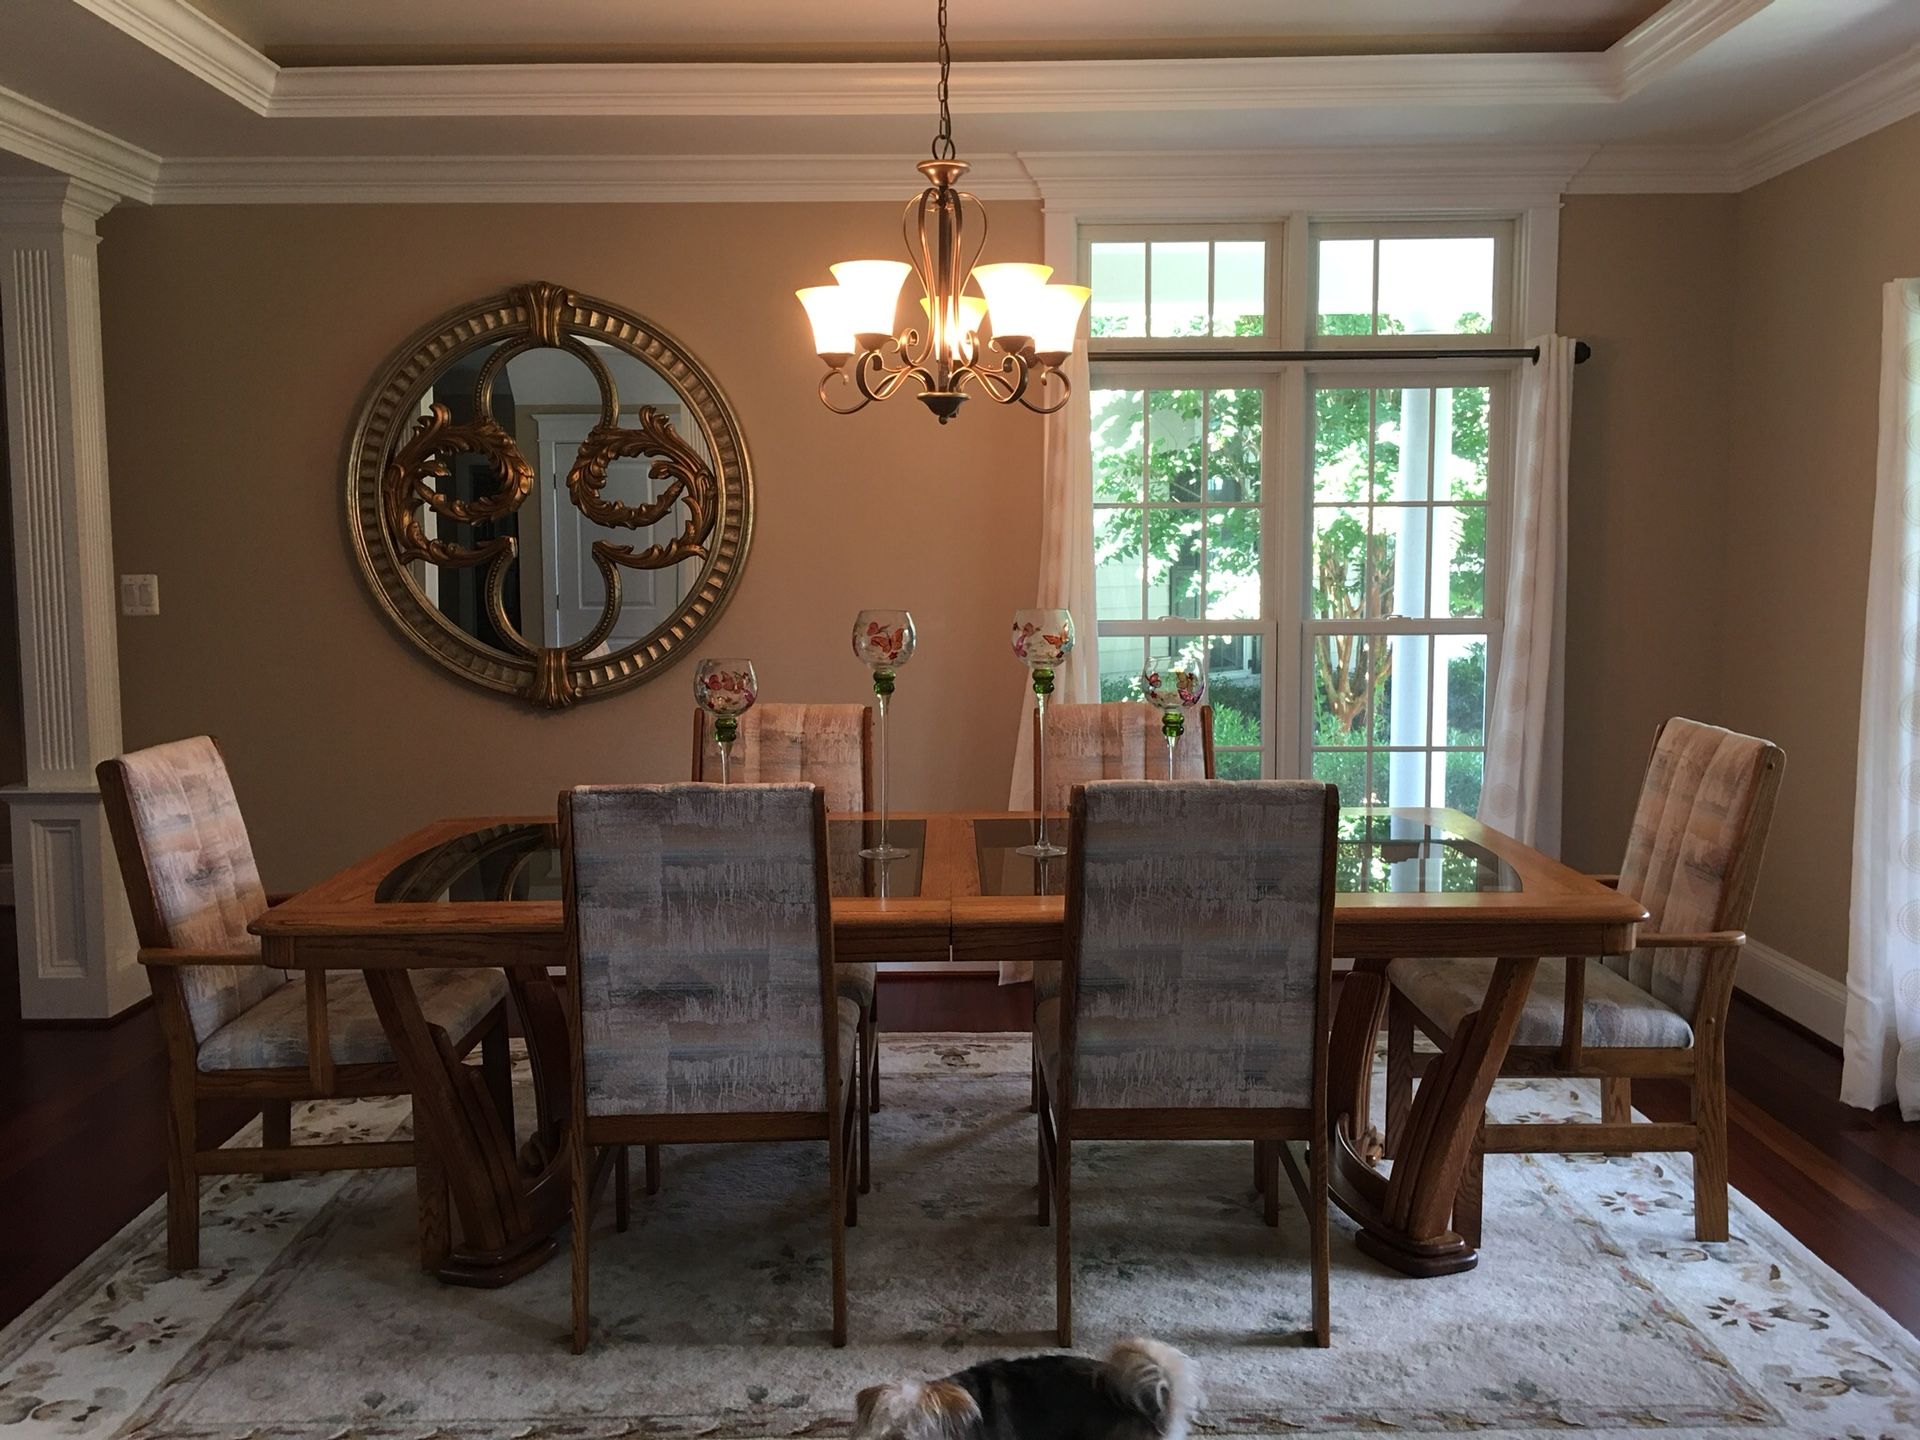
[347,281,754,710]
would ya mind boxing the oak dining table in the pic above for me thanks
[251,806,1644,1287]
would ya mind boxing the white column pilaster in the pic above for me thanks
[0,176,138,1020]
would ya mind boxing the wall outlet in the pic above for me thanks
[119,574,159,616]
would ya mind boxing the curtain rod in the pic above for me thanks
[1089,341,1592,365]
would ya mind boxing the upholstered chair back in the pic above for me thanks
[97,736,287,1043]
[561,783,834,1117]
[693,704,869,813]
[1064,779,1337,1111]
[1603,718,1783,1018]
[1039,702,1212,814]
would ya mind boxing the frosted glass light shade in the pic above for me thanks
[796,285,855,357]
[972,262,1053,340]
[1030,284,1092,356]
[829,260,912,337]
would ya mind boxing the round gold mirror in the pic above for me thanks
[347,281,753,708]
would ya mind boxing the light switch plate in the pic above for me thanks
[119,574,159,616]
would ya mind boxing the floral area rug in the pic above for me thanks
[2,1034,1917,1439]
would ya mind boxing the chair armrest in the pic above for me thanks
[1586,873,1621,889]
[1636,929,1747,950]
[138,946,270,967]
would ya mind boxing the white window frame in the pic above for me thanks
[1078,209,1541,802]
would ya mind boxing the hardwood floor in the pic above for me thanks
[4,959,1918,1336]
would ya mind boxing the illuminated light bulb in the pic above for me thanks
[921,294,989,356]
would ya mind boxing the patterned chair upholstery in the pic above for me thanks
[1037,701,1211,815]
[1023,702,1214,995]
[1384,716,1783,1247]
[1388,718,1778,1051]
[107,737,504,1069]
[560,782,859,1350]
[566,784,857,1118]
[98,735,511,1273]
[1034,779,1338,1346]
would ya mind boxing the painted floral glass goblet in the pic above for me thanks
[694,658,758,785]
[1012,607,1075,859]
[852,610,917,860]
[1142,655,1207,779]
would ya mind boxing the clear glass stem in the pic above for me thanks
[1167,732,1177,781]
[718,738,731,786]
[875,691,891,854]
[1035,689,1051,850]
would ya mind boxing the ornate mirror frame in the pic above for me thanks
[346,281,753,708]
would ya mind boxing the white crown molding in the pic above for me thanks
[0,87,156,204]
[266,52,1613,119]
[1733,40,1920,189]
[67,0,276,113]
[1016,146,1591,213]
[1612,0,1775,97]
[1561,143,1741,194]
[150,151,1041,204]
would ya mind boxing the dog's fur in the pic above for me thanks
[853,1338,1198,1440]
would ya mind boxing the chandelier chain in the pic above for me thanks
[931,0,956,161]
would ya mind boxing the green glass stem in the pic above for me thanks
[1035,687,1052,849]
[715,713,738,786]
[1163,709,1184,781]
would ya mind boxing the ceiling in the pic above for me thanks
[0,0,1917,204]
[179,1,1673,64]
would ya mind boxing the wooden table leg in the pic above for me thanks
[365,965,585,1288]
[1328,956,1539,1277]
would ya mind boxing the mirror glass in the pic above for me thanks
[401,339,713,656]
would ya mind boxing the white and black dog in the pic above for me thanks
[853,1338,1198,1440]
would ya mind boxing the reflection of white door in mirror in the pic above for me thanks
[519,406,695,653]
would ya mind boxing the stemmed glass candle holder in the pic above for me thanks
[1141,656,1207,779]
[852,610,917,860]
[1012,608,1075,859]
[694,658,758,785]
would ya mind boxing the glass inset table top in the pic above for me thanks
[375,818,926,904]
[971,810,1518,898]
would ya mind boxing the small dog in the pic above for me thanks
[853,1338,1198,1440]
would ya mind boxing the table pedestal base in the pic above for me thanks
[1327,957,1539,1277]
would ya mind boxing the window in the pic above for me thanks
[1311,222,1511,340]
[1084,217,1518,813]
[1091,382,1269,778]
[1307,381,1493,809]
[1086,229,1273,340]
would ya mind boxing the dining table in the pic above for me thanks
[251,806,1645,1287]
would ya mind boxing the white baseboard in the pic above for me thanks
[1736,939,1846,1046]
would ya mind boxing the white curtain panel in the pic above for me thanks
[1002,347,1095,984]
[1843,278,1920,1116]
[1008,345,1099,809]
[1479,335,1574,856]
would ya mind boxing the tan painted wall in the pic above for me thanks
[1556,193,1739,877]
[1719,113,1920,978]
[95,203,1045,888]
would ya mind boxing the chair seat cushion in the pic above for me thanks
[835,996,861,1117]
[196,967,508,1072]
[1387,957,1694,1050]
[837,963,876,1011]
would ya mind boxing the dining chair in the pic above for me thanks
[1034,778,1340,1347]
[1015,701,1218,1002]
[560,781,859,1351]
[1385,717,1783,1246]
[97,736,511,1272]
[692,703,879,1188]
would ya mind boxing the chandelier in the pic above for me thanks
[795,0,1090,424]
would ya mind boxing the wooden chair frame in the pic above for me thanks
[98,745,511,1273]
[1036,782,1338,1347]
[1384,725,1784,1247]
[559,784,859,1353]
[692,704,880,1189]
